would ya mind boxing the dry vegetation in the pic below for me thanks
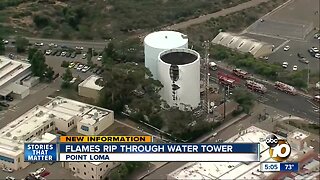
[0,0,251,39]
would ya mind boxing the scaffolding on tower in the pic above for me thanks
[201,40,210,114]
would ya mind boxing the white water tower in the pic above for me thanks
[144,31,188,80]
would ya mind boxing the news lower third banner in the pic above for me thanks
[25,143,260,162]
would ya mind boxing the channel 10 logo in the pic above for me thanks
[266,134,291,162]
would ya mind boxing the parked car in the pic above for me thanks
[51,50,58,56]
[6,176,15,180]
[77,64,84,71]
[81,66,90,72]
[2,167,13,173]
[48,43,58,48]
[311,47,319,53]
[282,62,288,68]
[45,50,52,55]
[82,53,87,59]
[75,46,84,50]
[292,65,298,71]
[70,53,76,58]
[283,45,290,51]
[74,63,80,69]
[61,51,67,56]
[8,53,14,59]
[2,39,9,44]
[97,55,103,61]
[68,62,75,68]
[298,58,309,64]
[56,50,62,56]
[40,170,50,177]
[315,53,320,59]
[35,168,45,175]
[66,52,71,57]
[34,42,44,46]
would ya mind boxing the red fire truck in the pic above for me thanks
[232,68,249,79]
[245,80,267,93]
[217,72,239,88]
[274,81,297,95]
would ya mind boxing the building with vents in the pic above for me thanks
[78,75,104,101]
[158,48,200,110]
[167,126,315,180]
[0,56,31,99]
[144,31,188,80]
[212,32,273,58]
[0,96,114,171]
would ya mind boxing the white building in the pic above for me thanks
[0,56,31,99]
[144,31,188,80]
[158,48,200,110]
[0,96,114,171]
[68,162,120,180]
[167,126,311,180]
[78,75,104,101]
[44,97,114,135]
[212,32,274,58]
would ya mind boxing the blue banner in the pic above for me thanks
[59,143,259,153]
[280,162,299,172]
[24,143,57,162]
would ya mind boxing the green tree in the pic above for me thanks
[33,14,50,29]
[87,48,93,66]
[30,50,47,78]
[61,68,73,88]
[62,68,73,82]
[231,88,254,113]
[0,37,5,55]
[100,63,163,115]
[28,48,38,61]
[45,66,55,82]
[15,36,29,53]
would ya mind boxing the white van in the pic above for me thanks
[209,62,217,70]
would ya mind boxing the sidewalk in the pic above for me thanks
[215,61,313,98]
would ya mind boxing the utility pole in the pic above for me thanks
[307,63,310,89]
[223,85,230,121]
[202,40,210,114]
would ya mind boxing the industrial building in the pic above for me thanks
[212,32,273,58]
[144,31,188,80]
[78,75,104,101]
[158,48,200,110]
[0,96,114,171]
[0,56,32,99]
[167,126,315,180]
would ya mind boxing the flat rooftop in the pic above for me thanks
[0,96,113,157]
[81,107,111,125]
[45,96,112,125]
[160,50,198,65]
[78,75,104,91]
[0,56,31,88]
[169,126,299,180]
[289,131,309,140]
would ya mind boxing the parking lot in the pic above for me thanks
[243,0,320,73]
[0,161,77,180]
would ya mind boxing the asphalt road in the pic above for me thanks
[210,65,320,123]
[165,0,271,30]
